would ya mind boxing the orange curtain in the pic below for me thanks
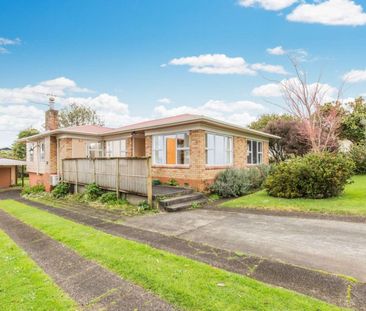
[166,138,176,164]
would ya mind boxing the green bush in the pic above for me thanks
[84,183,104,201]
[152,179,161,186]
[52,182,70,199]
[21,184,45,195]
[349,142,366,174]
[264,152,354,199]
[210,165,271,198]
[168,179,179,187]
[99,192,118,204]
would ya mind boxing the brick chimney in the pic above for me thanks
[45,96,59,131]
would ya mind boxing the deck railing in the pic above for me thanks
[62,157,152,204]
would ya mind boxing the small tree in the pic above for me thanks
[59,103,104,128]
[12,128,40,160]
[341,97,366,143]
[264,119,311,162]
[278,60,343,153]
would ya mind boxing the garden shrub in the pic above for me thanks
[99,192,118,204]
[152,179,161,186]
[349,142,366,174]
[210,165,270,198]
[52,182,70,198]
[21,184,45,195]
[264,152,354,199]
[168,179,179,187]
[84,183,104,201]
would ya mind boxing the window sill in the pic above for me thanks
[205,165,233,170]
[152,164,190,169]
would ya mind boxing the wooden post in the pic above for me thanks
[116,158,120,199]
[74,159,79,193]
[146,157,153,207]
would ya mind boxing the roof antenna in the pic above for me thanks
[47,94,56,110]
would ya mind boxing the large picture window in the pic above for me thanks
[247,140,263,164]
[28,143,34,162]
[152,133,189,165]
[206,133,233,166]
[105,139,127,157]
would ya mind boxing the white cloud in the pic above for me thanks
[0,78,142,147]
[238,0,298,11]
[157,97,172,104]
[343,69,366,83]
[154,99,265,126]
[251,63,288,75]
[0,37,21,54]
[169,54,256,75]
[287,0,366,26]
[252,78,338,102]
[168,53,289,75]
[267,46,287,55]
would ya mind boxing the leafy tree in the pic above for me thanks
[59,103,104,128]
[249,113,294,131]
[264,119,311,162]
[12,128,39,160]
[341,97,366,143]
[0,149,13,159]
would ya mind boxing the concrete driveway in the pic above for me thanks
[124,209,366,282]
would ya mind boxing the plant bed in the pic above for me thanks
[221,175,366,217]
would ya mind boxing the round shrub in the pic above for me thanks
[349,142,366,174]
[264,152,354,199]
[210,165,270,198]
[52,182,70,198]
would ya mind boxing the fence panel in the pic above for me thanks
[62,157,152,198]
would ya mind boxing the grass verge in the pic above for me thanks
[0,228,76,311]
[0,200,344,311]
[222,175,366,216]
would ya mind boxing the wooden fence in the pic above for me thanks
[62,157,152,204]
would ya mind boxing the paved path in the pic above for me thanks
[0,208,173,311]
[124,209,366,283]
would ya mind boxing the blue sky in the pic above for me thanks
[1,0,366,147]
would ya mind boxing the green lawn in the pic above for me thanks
[0,229,76,311]
[222,175,366,216]
[0,200,343,311]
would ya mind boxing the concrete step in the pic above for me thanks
[164,198,207,212]
[159,193,205,207]
[152,186,194,199]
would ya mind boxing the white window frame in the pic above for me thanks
[247,140,263,165]
[105,139,127,157]
[205,133,233,166]
[40,141,45,162]
[87,141,104,158]
[28,143,34,162]
[152,132,190,165]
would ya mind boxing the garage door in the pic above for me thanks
[0,167,11,188]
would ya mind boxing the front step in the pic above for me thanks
[159,193,205,207]
[164,198,207,212]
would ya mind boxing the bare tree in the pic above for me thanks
[278,60,343,153]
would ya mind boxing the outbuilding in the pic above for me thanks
[0,158,26,189]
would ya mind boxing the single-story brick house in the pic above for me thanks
[0,158,26,188]
[21,109,278,192]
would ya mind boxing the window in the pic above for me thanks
[152,133,189,165]
[247,140,263,164]
[206,133,233,166]
[40,142,45,161]
[105,139,127,157]
[28,143,34,162]
[87,142,104,158]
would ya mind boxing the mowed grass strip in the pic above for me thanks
[222,175,366,216]
[0,200,344,311]
[0,229,76,311]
